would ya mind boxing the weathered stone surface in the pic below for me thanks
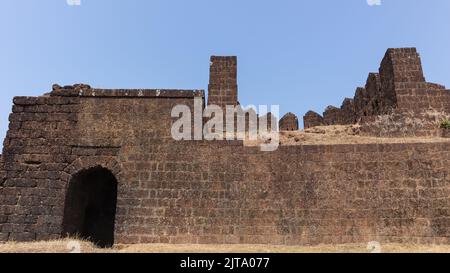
[427,82,446,91]
[305,48,450,136]
[365,73,384,115]
[443,129,450,138]
[340,98,356,124]
[354,88,369,118]
[279,113,299,131]
[323,106,342,125]
[303,111,324,129]
[208,56,238,108]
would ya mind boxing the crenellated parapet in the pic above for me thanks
[279,112,299,131]
[303,48,450,129]
[303,111,324,129]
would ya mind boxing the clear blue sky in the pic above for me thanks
[1,0,450,143]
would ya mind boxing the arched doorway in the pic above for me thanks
[62,166,118,248]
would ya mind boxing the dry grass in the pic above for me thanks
[1,239,450,253]
[0,239,103,253]
[243,125,450,146]
[363,110,450,137]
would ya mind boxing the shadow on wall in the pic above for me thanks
[61,166,118,248]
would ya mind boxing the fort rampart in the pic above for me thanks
[1,48,450,246]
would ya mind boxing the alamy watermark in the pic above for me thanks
[66,0,81,6]
[171,98,280,151]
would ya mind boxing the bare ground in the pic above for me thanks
[244,125,450,146]
[1,239,450,253]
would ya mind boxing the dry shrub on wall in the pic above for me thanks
[441,119,450,129]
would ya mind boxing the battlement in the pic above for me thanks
[304,48,450,130]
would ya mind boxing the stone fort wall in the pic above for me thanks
[1,88,450,244]
[1,49,450,245]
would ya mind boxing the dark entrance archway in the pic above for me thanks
[62,166,118,248]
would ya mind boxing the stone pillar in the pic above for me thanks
[208,56,238,108]
[379,48,426,112]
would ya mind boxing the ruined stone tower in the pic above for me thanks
[303,48,449,136]
[208,56,238,107]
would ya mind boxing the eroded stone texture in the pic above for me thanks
[321,99,356,126]
[279,113,299,131]
[323,106,343,125]
[364,73,383,115]
[353,87,368,118]
[381,48,425,112]
[208,56,238,108]
[304,48,450,136]
[340,98,356,125]
[303,111,324,129]
[427,82,446,91]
